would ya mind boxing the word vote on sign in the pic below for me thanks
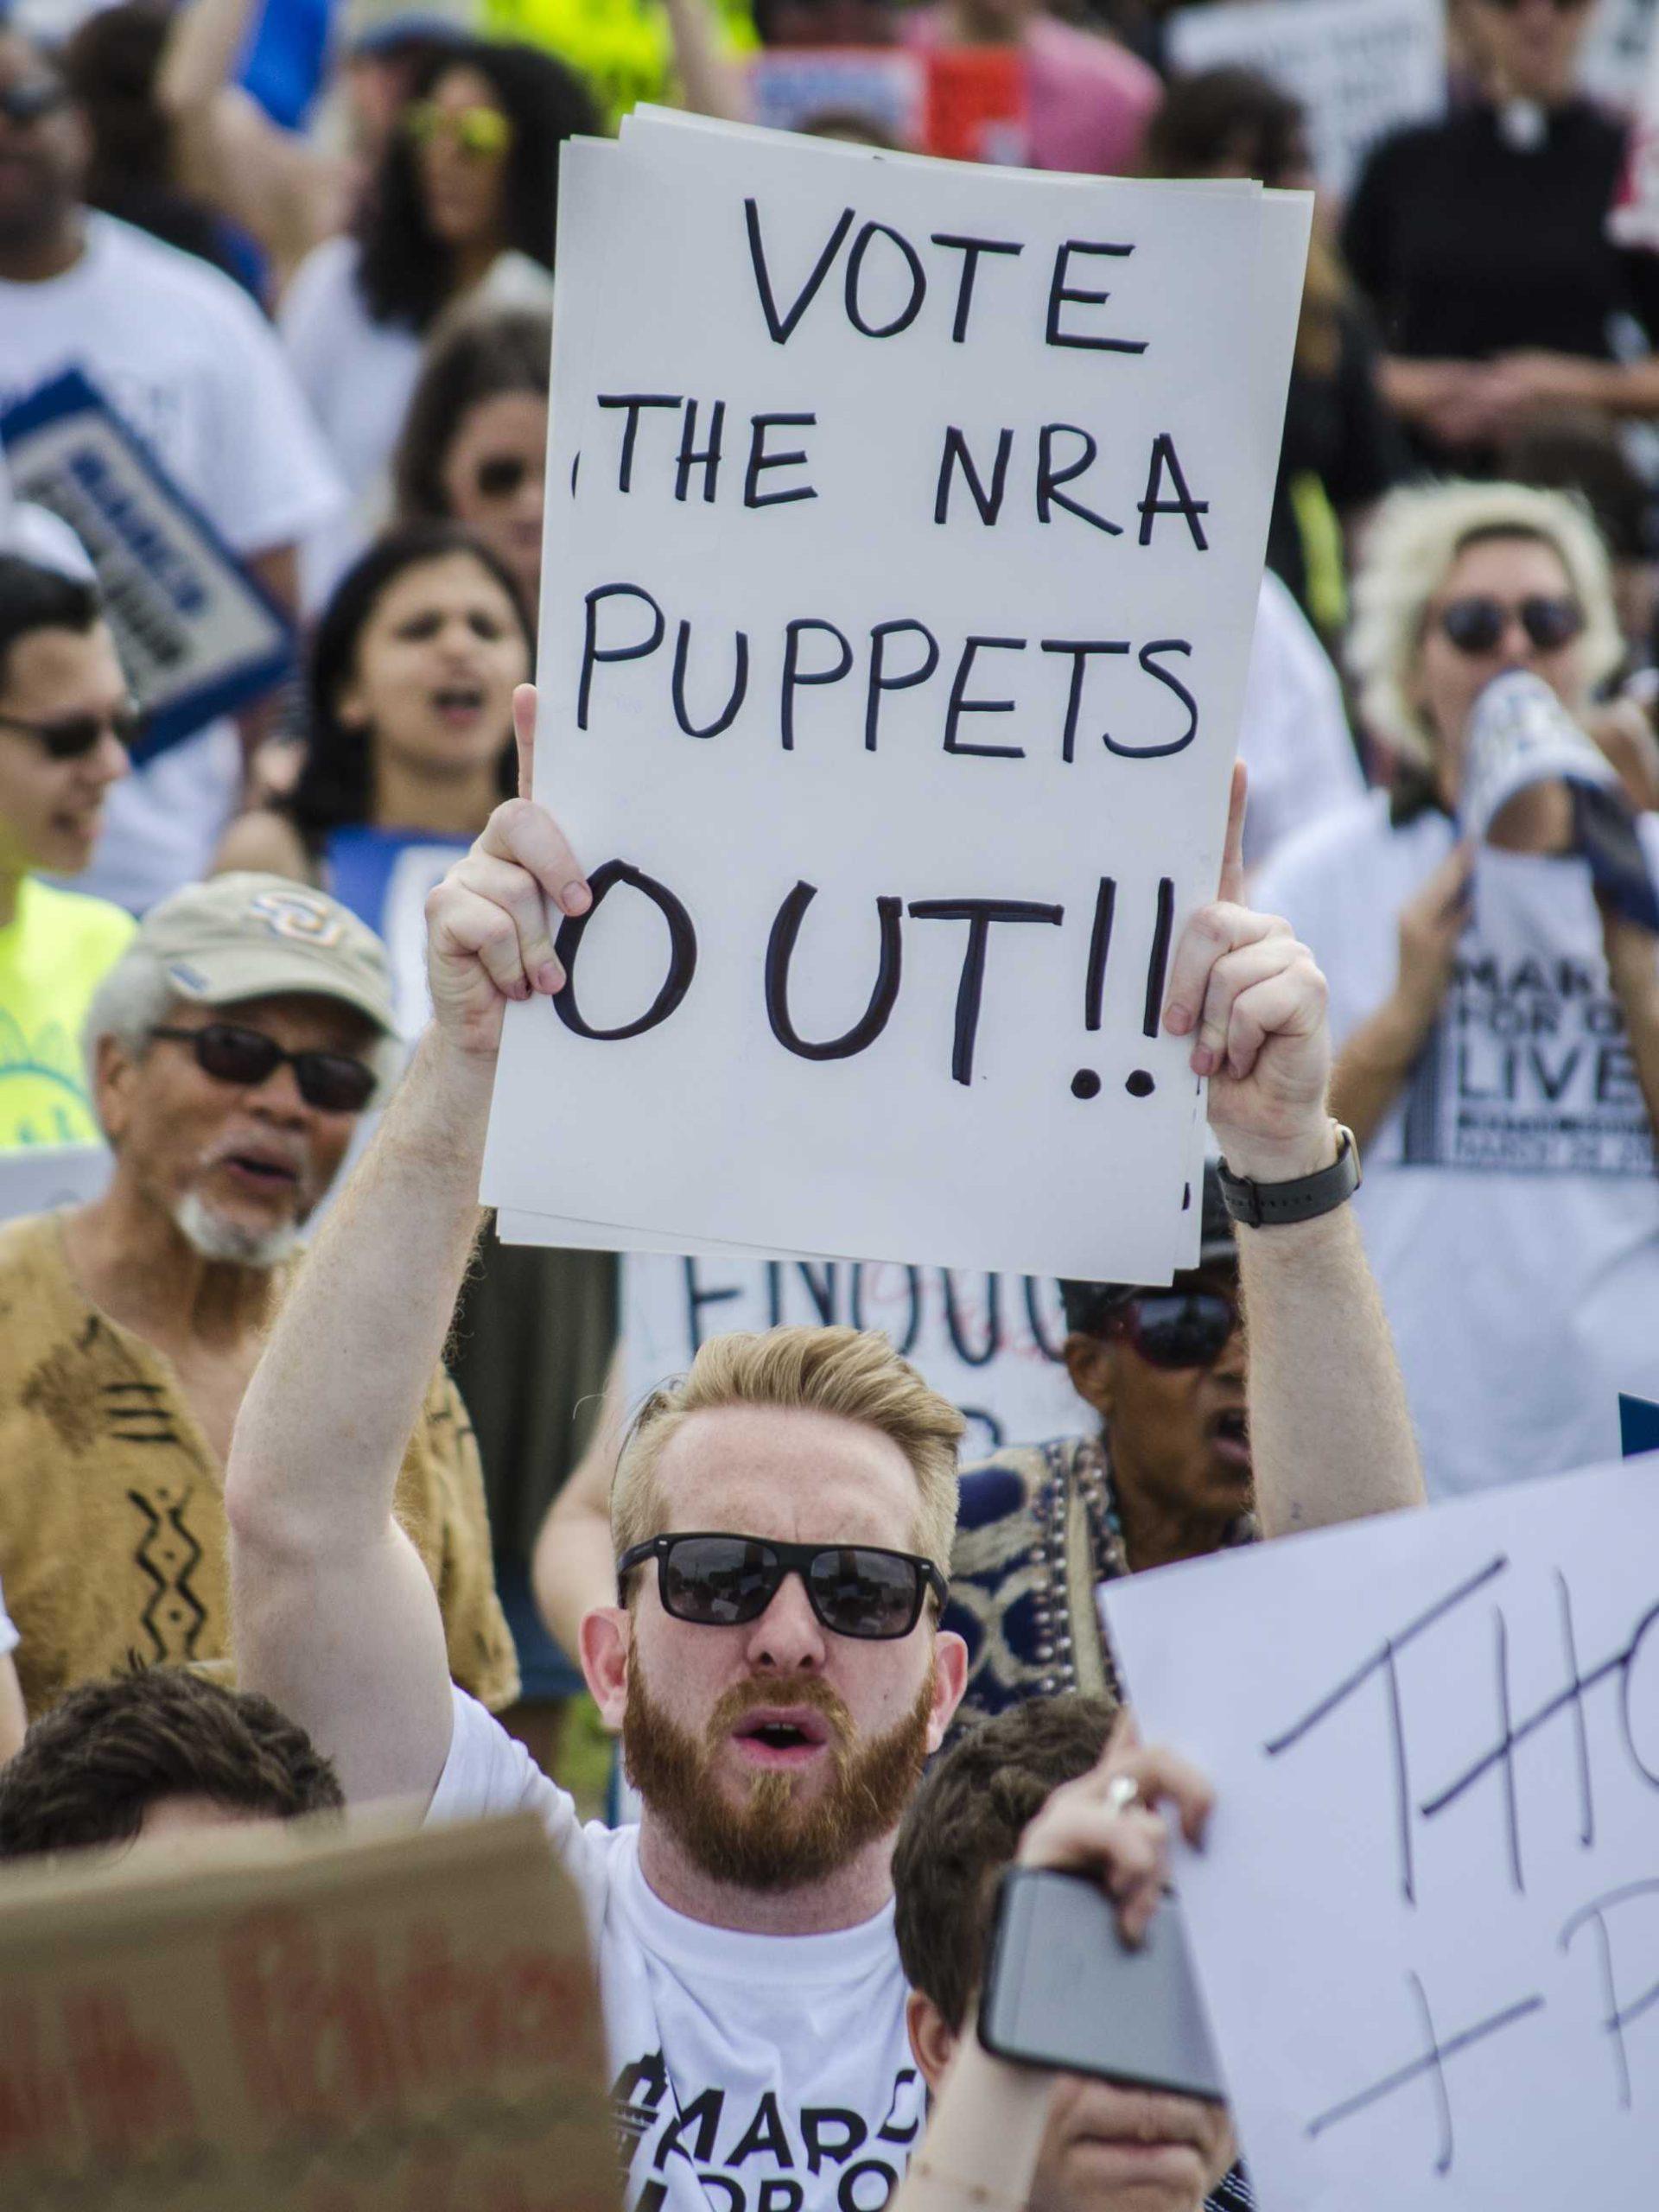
[486,111,1309,1282]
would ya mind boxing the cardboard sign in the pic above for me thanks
[0,370,296,760]
[483,111,1308,1284]
[1101,1457,1659,2206]
[625,1252,1078,1457]
[0,1808,616,2212]
[1165,0,1446,198]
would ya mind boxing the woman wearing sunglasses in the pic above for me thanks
[278,38,594,604]
[392,308,550,615]
[1255,479,1659,1501]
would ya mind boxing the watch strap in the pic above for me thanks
[1217,1124,1361,1229]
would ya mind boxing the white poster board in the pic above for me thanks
[1100,1457,1659,2207]
[483,111,1308,1286]
[626,1252,1078,1458]
[1165,0,1446,197]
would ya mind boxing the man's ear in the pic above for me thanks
[579,1605,631,1733]
[92,1031,139,1147]
[1064,1330,1116,1421]
[906,1989,958,2092]
[927,1629,969,1754]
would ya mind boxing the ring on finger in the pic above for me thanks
[1104,1774,1140,1815]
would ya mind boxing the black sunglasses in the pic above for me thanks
[617,1531,949,1641]
[474,454,535,499]
[1106,1290,1240,1370]
[0,78,69,127]
[1483,0,1589,12]
[0,707,143,761]
[1435,594,1585,658]
[148,1023,378,1113]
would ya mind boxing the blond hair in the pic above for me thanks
[612,1326,963,1580]
[1347,479,1625,770]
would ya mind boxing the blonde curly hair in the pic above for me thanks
[1347,480,1626,770]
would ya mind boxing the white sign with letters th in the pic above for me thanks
[483,111,1307,1283]
[1101,1457,1659,2206]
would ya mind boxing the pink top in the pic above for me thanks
[901,9,1162,176]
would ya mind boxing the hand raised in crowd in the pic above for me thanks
[423,684,591,1058]
[1392,837,1475,1029]
[1014,1709,1214,1949]
[1164,763,1338,1179]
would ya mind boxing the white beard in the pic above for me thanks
[171,1191,301,1269]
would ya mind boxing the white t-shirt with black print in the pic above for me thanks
[429,1688,926,2212]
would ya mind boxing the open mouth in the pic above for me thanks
[1209,1406,1251,1465]
[431,683,486,722]
[730,1708,832,1767]
[219,1152,301,1190]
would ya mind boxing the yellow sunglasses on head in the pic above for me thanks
[403,100,513,156]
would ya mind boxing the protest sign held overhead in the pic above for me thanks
[0,1808,614,2212]
[1101,1455,1659,2207]
[483,111,1309,1282]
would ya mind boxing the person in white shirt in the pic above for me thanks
[279,36,594,605]
[225,693,1422,2212]
[1256,480,1659,1497]
[1236,569,1366,875]
[0,26,344,912]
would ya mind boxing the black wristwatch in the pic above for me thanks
[1216,1123,1361,1229]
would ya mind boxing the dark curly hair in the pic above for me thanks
[893,1693,1115,2034]
[356,37,598,334]
[0,1668,345,1859]
[288,521,531,848]
[391,305,550,524]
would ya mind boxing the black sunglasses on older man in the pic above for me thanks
[148,1023,378,1113]
[617,1532,949,1640]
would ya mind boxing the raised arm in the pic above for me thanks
[1166,768,1426,1535]
[226,688,591,1802]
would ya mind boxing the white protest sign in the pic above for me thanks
[0,371,296,760]
[1100,1458,1659,2206]
[625,1252,1078,1457]
[483,113,1307,1284]
[1165,0,1446,198]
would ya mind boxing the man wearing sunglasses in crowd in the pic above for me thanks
[0,868,518,1725]
[944,1166,1255,1735]
[223,690,1421,2212]
[0,553,134,1149]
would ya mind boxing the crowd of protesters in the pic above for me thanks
[0,0,1656,2203]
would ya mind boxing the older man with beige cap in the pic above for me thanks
[0,872,517,1721]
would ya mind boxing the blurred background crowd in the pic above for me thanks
[3,0,1659,1816]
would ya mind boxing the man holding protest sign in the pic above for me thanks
[225,671,1421,2208]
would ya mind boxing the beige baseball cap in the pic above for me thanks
[138,874,398,1040]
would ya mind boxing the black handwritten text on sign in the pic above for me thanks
[1262,1555,1659,2178]
[550,862,1179,1100]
